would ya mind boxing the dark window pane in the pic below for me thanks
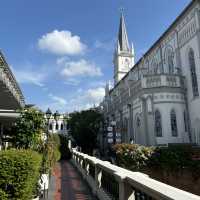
[155,110,162,137]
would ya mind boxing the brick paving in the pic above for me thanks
[49,161,97,200]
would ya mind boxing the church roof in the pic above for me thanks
[118,13,130,52]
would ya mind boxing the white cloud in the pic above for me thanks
[48,93,67,106]
[14,69,46,87]
[64,78,80,86]
[67,87,105,111]
[39,86,105,113]
[56,56,70,65]
[60,59,102,78]
[85,87,105,103]
[38,30,87,56]
[94,39,114,51]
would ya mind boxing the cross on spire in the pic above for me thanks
[119,7,125,15]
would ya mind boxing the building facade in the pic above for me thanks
[46,114,69,135]
[102,0,200,146]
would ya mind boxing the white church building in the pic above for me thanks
[102,0,200,146]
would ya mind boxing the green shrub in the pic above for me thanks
[149,145,192,171]
[113,144,200,178]
[0,189,8,200]
[113,143,154,170]
[0,149,42,200]
[59,134,72,160]
[43,134,61,173]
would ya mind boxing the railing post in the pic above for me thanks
[119,181,135,200]
[95,165,102,189]
[114,172,136,200]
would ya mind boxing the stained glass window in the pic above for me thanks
[155,110,162,137]
[171,110,178,136]
[189,48,199,97]
[167,49,174,74]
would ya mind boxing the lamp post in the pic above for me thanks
[111,120,116,145]
[63,114,68,135]
[45,108,52,141]
[54,110,60,133]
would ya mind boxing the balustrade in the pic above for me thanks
[142,74,183,89]
[71,149,200,200]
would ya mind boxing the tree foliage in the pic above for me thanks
[68,109,102,154]
[10,108,45,150]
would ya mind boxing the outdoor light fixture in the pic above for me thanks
[45,108,52,120]
[45,108,52,141]
[54,110,60,121]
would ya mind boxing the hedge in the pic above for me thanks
[59,134,72,160]
[0,149,42,200]
[113,144,200,176]
[113,143,154,170]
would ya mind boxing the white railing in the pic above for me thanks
[71,149,200,200]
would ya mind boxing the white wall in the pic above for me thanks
[154,101,189,145]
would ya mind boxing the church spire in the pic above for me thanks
[118,10,130,52]
[113,9,134,85]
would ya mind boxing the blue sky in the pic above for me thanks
[0,0,191,112]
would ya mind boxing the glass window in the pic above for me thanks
[61,124,63,130]
[171,110,178,136]
[155,110,162,137]
[49,124,52,130]
[136,117,141,127]
[183,111,188,132]
[189,48,199,97]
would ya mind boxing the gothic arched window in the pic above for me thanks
[171,110,178,136]
[150,58,158,74]
[183,111,188,132]
[166,48,174,74]
[124,118,128,132]
[49,123,52,130]
[136,117,141,128]
[188,48,199,97]
[56,123,59,130]
[61,123,63,130]
[155,110,162,137]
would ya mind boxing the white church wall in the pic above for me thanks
[154,102,187,145]
[179,28,200,143]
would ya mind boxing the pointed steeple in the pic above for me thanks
[113,9,135,85]
[118,12,130,52]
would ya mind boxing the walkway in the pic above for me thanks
[48,161,97,200]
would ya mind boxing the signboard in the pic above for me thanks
[107,126,113,132]
[111,121,116,126]
[107,132,113,137]
[116,138,121,143]
[108,138,113,143]
[116,132,121,137]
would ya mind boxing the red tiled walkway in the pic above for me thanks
[51,161,96,200]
